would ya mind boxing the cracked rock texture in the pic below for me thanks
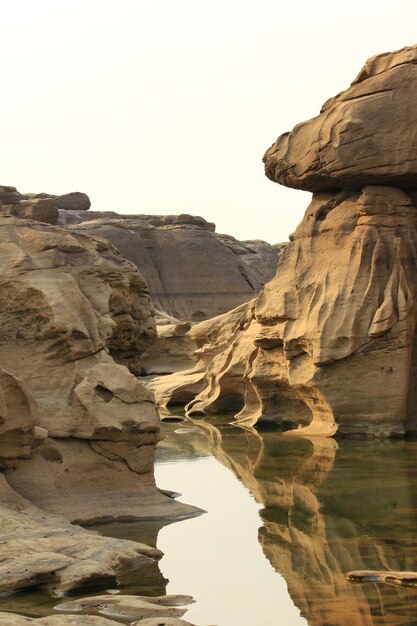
[153,44,417,436]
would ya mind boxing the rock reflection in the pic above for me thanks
[181,418,417,626]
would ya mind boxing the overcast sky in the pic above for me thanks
[2,0,417,242]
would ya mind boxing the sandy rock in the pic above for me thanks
[132,620,197,626]
[9,198,58,225]
[263,44,417,191]
[55,192,91,211]
[0,185,23,205]
[0,475,162,598]
[347,570,417,587]
[141,313,197,375]
[55,594,193,621]
[0,216,156,435]
[67,214,279,321]
[0,369,38,468]
[5,437,201,525]
[0,614,120,625]
[155,44,417,436]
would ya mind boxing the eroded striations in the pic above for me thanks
[153,44,417,437]
[0,212,200,599]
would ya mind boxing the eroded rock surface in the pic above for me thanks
[0,214,200,598]
[55,594,193,621]
[67,214,279,321]
[155,44,417,436]
[263,44,417,191]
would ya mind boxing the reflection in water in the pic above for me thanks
[4,419,417,626]
[184,418,417,626]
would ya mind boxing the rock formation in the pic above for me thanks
[1,186,280,322]
[0,213,200,598]
[65,213,279,321]
[153,44,417,437]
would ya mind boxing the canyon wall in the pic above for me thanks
[153,44,417,437]
[64,213,280,321]
[0,186,280,322]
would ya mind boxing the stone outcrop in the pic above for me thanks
[1,185,280,322]
[0,616,197,626]
[263,45,417,192]
[0,187,92,226]
[0,474,161,598]
[65,214,279,321]
[1,186,280,322]
[0,214,200,598]
[55,191,91,211]
[153,44,417,437]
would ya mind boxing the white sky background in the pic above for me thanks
[2,0,417,242]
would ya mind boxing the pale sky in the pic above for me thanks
[2,0,417,242]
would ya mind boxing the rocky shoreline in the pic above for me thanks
[1,42,417,625]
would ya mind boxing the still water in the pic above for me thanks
[4,417,417,626]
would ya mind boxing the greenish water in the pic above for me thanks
[3,418,417,625]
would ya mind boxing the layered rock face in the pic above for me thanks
[1,187,280,322]
[65,213,279,321]
[155,44,417,436]
[0,214,199,598]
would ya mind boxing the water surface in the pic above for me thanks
[3,417,417,626]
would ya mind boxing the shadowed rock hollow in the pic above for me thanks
[152,44,417,437]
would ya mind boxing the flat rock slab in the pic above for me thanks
[0,614,120,625]
[347,570,417,587]
[0,475,161,598]
[131,617,195,626]
[55,594,194,621]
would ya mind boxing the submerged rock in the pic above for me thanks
[347,570,417,587]
[0,615,120,625]
[55,594,193,621]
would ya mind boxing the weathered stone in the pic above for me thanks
[0,186,23,205]
[9,198,58,225]
[131,617,195,626]
[154,44,417,437]
[0,216,156,436]
[0,368,38,468]
[55,192,91,211]
[0,475,161,598]
[66,215,279,321]
[55,594,193,622]
[0,614,121,625]
[263,44,417,191]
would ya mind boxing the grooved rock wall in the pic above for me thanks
[153,44,417,437]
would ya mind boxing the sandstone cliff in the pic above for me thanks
[64,213,279,321]
[152,44,417,437]
[1,186,280,322]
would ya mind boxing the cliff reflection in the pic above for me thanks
[183,418,417,626]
